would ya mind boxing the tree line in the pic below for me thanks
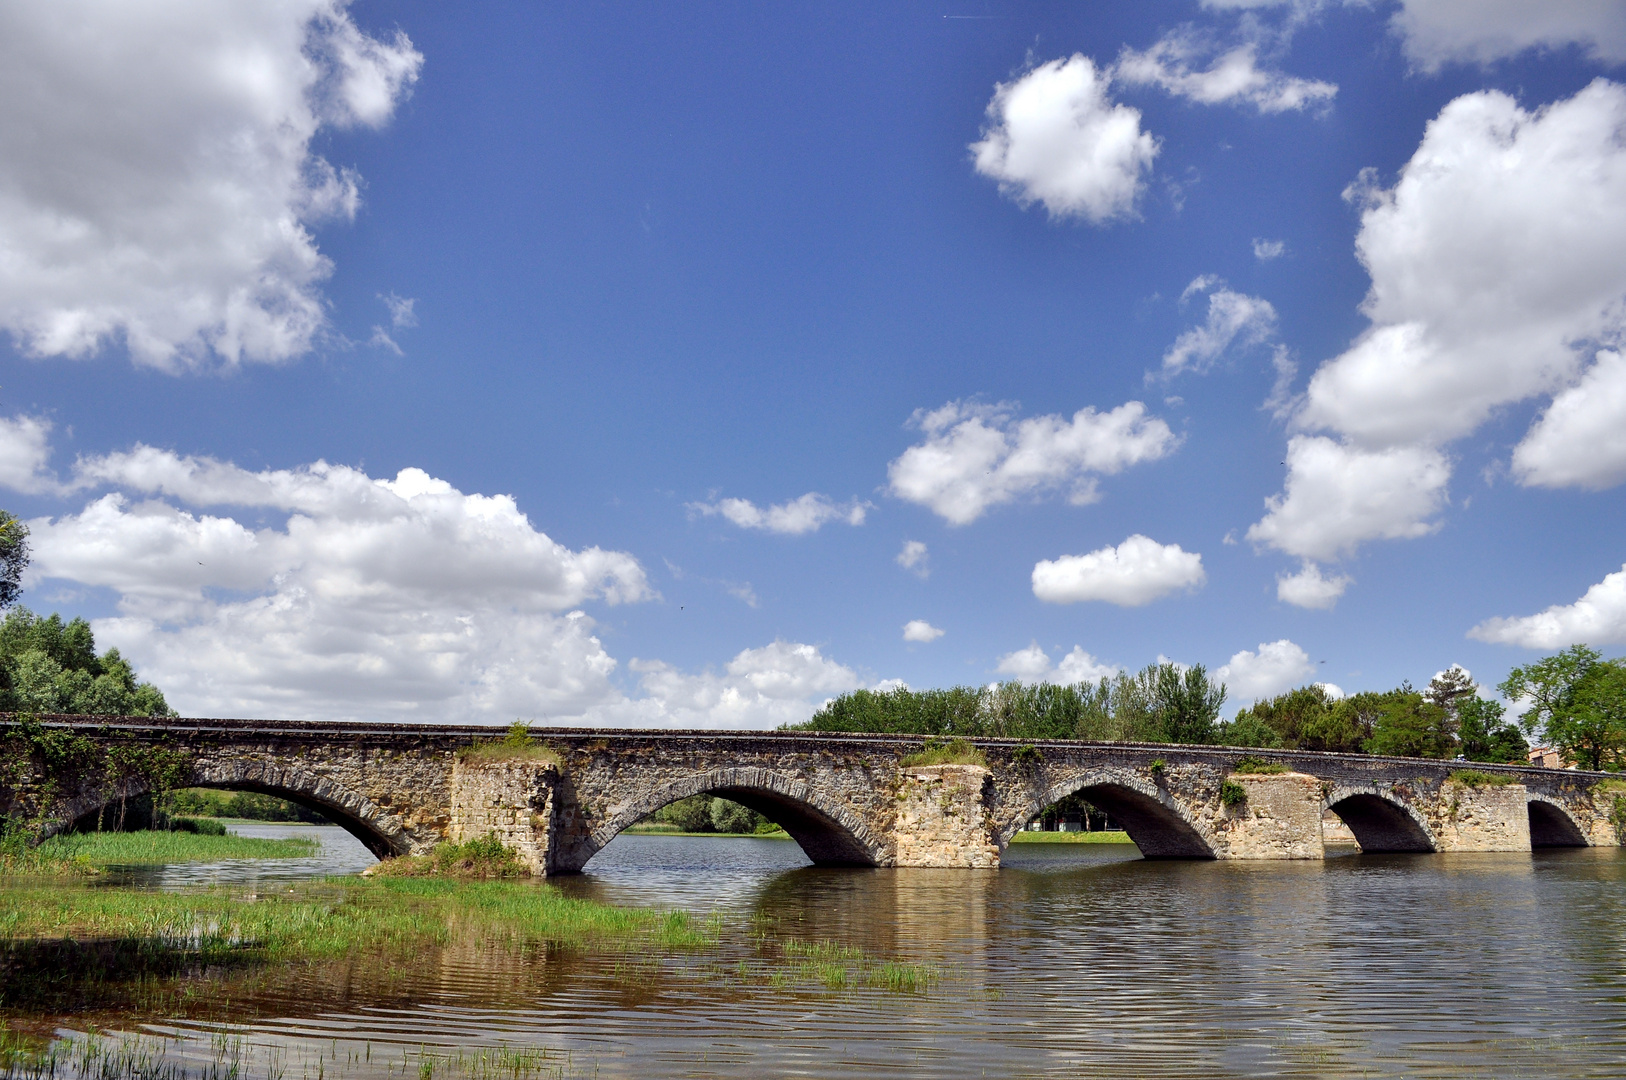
[795,646,1626,771]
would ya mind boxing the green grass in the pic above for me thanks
[0,874,718,1013]
[1448,769,1517,787]
[1008,830,1135,844]
[899,736,987,768]
[1,829,317,875]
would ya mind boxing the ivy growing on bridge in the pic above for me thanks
[1,714,191,836]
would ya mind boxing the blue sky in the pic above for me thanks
[2,0,1626,725]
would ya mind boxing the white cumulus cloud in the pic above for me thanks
[996,643,1119,686]
[1115,32,1336,113]
[1217,639,1315,701]
[1252,238,1286,260]
[1298,82,1626,450]
[1469,564,1626,649]
[0,415,59,495]
[1390,0,1626,72]
[0,1,421,370]
[1275,560,1351,610]
[887,400,1177,525]
[1255,79,1626,581]
[896,539,929,578]
[608,642,863,729]
[1160,277,1278,379]
[1247,436,1450,562]
[1032,535,1205,607]
[970,55,1158,225]
[1513,350,1626,490]
[688,493,868,535]
[902,620,945,643]
[26,448,652,722]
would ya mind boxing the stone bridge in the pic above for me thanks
[6,717,1621,873]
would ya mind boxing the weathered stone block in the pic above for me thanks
[892,764,999,868]
[449,758,556,874]
[1216,773,1325,860]
[1430,781,1531,852]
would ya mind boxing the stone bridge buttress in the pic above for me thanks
[5,718,1620,873]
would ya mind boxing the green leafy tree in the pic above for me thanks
[1214,709,1282,748]
[1153,663,1227,744]
[0,512,27,610]
[1500,645,1626,770]
[0,607,174,716]
[1457,696,1528,764]
[1364,686,1456,759]
[1559,661,1626,771]
[796,663,1229,745]
[1500,645,1601,740]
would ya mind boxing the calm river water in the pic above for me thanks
[15,823,1626,1079]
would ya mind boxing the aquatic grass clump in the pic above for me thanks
[900,737,986,768]
[774,937,939,995]
[371,833,525,880]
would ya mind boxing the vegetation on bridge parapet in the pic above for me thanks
[1446,769,1517,787]
[1231,756,1288,775]
[456,721,562,767]
[900,737,987,768]
[1,714,192,837]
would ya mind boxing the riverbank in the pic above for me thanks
[623,824,792,838]
[1008,830,1134,844]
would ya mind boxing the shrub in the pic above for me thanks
[900,737,986,768]
[1447,769,1515,787]
[1219,779,1248,807]
[1232,756,1288,775]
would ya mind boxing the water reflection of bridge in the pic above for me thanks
[10,717,1618,873]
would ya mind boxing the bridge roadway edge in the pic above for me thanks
[4,716,1620,870]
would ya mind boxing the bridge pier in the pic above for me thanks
[448,757,557,874]
[1426,780,1531,852]
[1216,772,1326,860]
[892,764,999,868]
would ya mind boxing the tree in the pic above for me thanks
[1499,645,1601,740]
[1153,663,1226,744]
[1554,661,1626,771]
[1364,686,1456,759]
[1499,645,1626,770]
[0,608,174,716]
[1457,696,1528,764]
[1227,685,1334,749]
[1214,709,1282,748]
[0,512,27,609]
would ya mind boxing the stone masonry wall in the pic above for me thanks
[1213,773,1326,860]
[448,758,557,874]
[1427,781,1532,852]
[891,765,999,868]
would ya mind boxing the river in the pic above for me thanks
[10,823,1626,1079]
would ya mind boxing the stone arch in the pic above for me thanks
[1324,785,1436,853]
[1000,767,1217,858]
[574,766,886,871]
[1526,794,1590,847]
[60,759,409,859]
